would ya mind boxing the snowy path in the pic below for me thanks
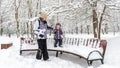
[0,34,120,68]
[97,36,120,68]
[0,48,82,68]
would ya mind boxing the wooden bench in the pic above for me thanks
[20,37,107,66]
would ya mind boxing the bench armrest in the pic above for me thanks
[87,50,103,60]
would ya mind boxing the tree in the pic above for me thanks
[0,0,12,36]
[0,16,3,36]
[0,0,120,37]
[0,0,2,35]
[87,25,90,34]
[85,0,108,39]
[98,5,106,39]
[27,0,33,38]
[13,0,21,37]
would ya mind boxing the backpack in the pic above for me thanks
[38,19,41,29]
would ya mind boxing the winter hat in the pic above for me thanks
[39,12,47,19]
[56,23,61,26]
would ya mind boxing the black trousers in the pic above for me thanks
[36,39,49,60]
[54,39,62,47]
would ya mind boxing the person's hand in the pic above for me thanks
[61,35,64,38]
[53,29,57,33]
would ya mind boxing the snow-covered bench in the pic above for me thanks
[20,37,107,66]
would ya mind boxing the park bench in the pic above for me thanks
[20,36,107,66]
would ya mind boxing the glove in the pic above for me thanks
[39,34,44,37]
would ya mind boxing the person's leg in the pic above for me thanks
[42,39,49,60]
[58,39,63,54]
[54,39,58,47]
[59,39,62,47]
[36,39,43,60]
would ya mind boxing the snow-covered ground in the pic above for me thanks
[0,33,120,68]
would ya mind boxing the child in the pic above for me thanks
[54,23,63,47]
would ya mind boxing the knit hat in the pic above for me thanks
[39,12,47,19]
[56,23,61,26]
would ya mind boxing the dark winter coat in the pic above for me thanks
[54,29,63,39]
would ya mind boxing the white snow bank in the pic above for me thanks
[88,66,94,68]
[98,64,120,68]
[0,36,12,44]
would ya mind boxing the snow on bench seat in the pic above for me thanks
[49,45,103,60]
[21,43,103,60]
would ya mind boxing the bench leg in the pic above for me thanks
[87,60,92,66]
[60,51,63,54]
[87,60,90,66]
[90,60,93,65]
[56,51,59,57]
[79,56,82,59]
[101,59,104,64]
[20,50,22,55]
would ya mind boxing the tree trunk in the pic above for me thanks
[14,0,20,37]
[117,24,119,32]
[35,0,39,16]
[80,25,83,34]
[98,5,106,39]
[26,22,29,38]
[49,25,53,36]
[102,28,104,35]
[93,9,98,38]
[15,8,20,37]
[87,25,90,35]
[76,26,78,34]
[30,22,33,38]
[27,0,33,38]
[105,23,108,34]
[16,19,20,37]
[113,26,115,36]
[0,17,3,36]
[0,0,1,36]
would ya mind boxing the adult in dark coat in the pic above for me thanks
[34,12,53,60]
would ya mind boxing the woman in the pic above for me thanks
[34,12,53,60]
